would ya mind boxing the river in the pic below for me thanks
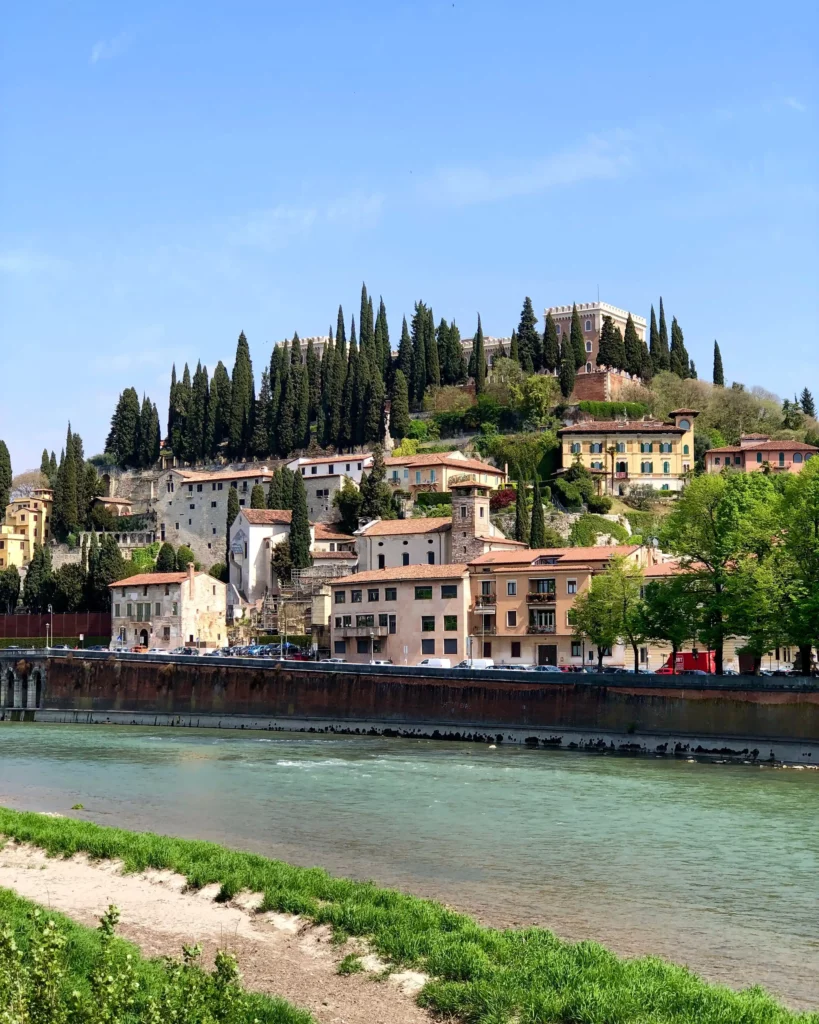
[0,723,816,1009]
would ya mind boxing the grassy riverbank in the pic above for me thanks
[0,808,815,1024]
[0,885,313,1023]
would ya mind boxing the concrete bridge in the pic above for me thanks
[0,650,48,715]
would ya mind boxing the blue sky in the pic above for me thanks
[1,0,817,471]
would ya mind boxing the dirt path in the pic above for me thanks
[0,841,435,1024]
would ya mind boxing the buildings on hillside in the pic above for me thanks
[109,564,227,650]
[384,452,507,496]
[704,435,818,474]
[286,453,373,522]
[0,489,54,570]
[545,302,647,376]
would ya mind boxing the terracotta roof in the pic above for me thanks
[292,454,372,465]
[558,421,684,435]
[707,441,818,454]
[449,480,491,490]
[668,409,700,416]
[476,535,528,546]
[643,561,686,578]
[312,550,357,559]
[385,453,504,474]
[314,523,353,541]
[332,564,469,586]
[469,545,640,566]
[173,468,275,483]
[359,517,451,536]
[242,509,292,525]
[109,571,212,588]
[740,433,771,440]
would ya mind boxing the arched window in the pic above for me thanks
[586,362,592,373]
[616,442,625,453]
[678,419,691,431]
[570,442,581,455]
[640,442,653,454]
[683,444,689,455]
[663,461,670,475]
[794,452,803,463]
[641,462,653,474]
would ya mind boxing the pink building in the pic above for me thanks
[705,435,818,474]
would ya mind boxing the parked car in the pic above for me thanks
[146,648,167,654]
[50,644,72,651]
[416,657,451,668]
[84,645,108,651]
[526,664,562,673]
[453,658,494,670]
[369,658,394,666]
[320,657,346,664]
[502,664,534,671]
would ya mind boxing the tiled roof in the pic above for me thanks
[558,421,684,435]
[385,453,504,474]
[359,517,451,536]
[331,563,470,586]
[668,408,700,416]
[109,571,210,588]
[314,523,353,541]
[469,545,639,566]
[311,550,357,559]
[292,454,372,465]
[707,441,818,454]
[643,561,686,578]
[173,468,275,483]
[242,509,292,525]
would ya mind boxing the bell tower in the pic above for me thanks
[450,480,491,561]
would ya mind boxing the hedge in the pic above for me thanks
[577,400,649,419]
[416,492,452,508]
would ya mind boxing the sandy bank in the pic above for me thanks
[0,841,432,1024]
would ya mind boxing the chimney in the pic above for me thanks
[188,561,195,599]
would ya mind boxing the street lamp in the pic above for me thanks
[45,604,53,649]
[607,446,617,496]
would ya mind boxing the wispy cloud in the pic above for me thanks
[90,32,131,65]
[418,132,634,206]
[783,96,807,113]
[230,191,384,250]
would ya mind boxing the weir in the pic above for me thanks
[3,650,819,762]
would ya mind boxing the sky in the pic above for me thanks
[1,0,817,472]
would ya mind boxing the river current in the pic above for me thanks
[0,724,816,1008]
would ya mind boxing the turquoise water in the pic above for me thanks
[0,723,817,1007]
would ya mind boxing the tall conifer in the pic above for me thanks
[389,370,410,440]
[658,298,670,369]
[623,314,643,376]
[570,304,586,370]
[473,315,487,394]
[305,336,320,421]
[425,304,440,388]
[514,482,529,544]
[397,316,412,382]
[517,297,540,373]
[410,302,427,404]
[542,312,560,373]
[800,388,815,418]
[0,441,11,511]
[251,370,273,456]
[529,477,545,549]
[670,317,689,377]
[228,332,254,457]
[336,305,346,357]
[289,473,312,569]
[713,341,725,387]
[559,341,576,398]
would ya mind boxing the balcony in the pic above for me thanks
[527,624,556,634]
[615,471,628,479]
[526,592,555,604]
[474,592,497,609]
[471,618,496,635]
[337,625,388,638]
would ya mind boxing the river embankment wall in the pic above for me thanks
[22,652,818,760]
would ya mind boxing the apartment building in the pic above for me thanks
[109,564,227,650]
[329,564,470,663]
[384,452,507,495]
[557,410,696,495]
[0,489,54,570]
[546,302,647,376]
[704,435,817,474]
[467,545,646,667]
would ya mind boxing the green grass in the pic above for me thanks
[0,807,814,1024]
[337,953,364,975]
[0,885,313,1023]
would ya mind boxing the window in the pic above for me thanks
[480,579,492,595]
[663,461,670,474]
[421,638,435,655]
[385,587,397,601]
[444,615,458,631]
[389,615,397,634]
[534,578,555,594]
[591,461,603,471]
[714,457,721,465]
[335,616,342,628]
[328,464,334,474]
[211,501,217,508]
[507,580,517,596]
[678,419,690,431]
[570,442,581,455]
[427,552,435,564]
[585,319,591,331]
[585,341,592,352]
[356,639,371,654]
[114,603,121,617]
[640,442,653,453]
[571,641,582,658]
[756,452,762,463]
[590,443,603,454]
[311,466,317,474]
[377,553,385,569]
[586,362,592,373]
[143,586,149,597]
[335,591,346,604]
[556,324,561,334]
[197,484,203,492]
[506,610,517,628]
[415,471,421,484]
[367,588,379,602]
[616,442,625,453]
[356,615,374,628]
[334,640,347,655]
[351,590,362,603]
[163,627,171,640]
[415,586,433,599]
[346,463,351,472]
[212,527,217,535]
[172,602,178,615]
[567,579,577,594]
[779,452,785,465]
[402,553,410,566]
[794,452,804,463]
[421,616,435,632]
[511,641,521,658]
[218,482,223,490]
[126,603,132,617]
[430,469,436,483]
[641,462,654,474]
[483,642,492,657]
[683,444,689,455]
[357,462,362,470]
[342,615,352,627]
[188,484,193,493]
[378,613,388,627]
[154,602,161,615]
[444,638,458,655]
[460,505,467,518]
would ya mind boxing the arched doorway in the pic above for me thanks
[29,670,43,709]
[139,629,149,648]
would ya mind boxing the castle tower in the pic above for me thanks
[450,480,492,562]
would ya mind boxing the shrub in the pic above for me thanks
[569,514,630,547]
[416,492,452,508]
[176,545,196,570]
[407,419,430,440]
[577,400,649,419]
[624,484,658,510]
[587,494,613,514]
[209,562,228,583]
[489,487,516,512]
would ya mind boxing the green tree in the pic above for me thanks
[228,331,254,457]
[597,316,623,369]
[424,304,440,388]
[509,328,519,365]
[251,369,273,457]
[389,370,411,441]
[397,315,413,383]
[559,340,576,398]
[0,565,20,612]
[516,297,540,373]
[658,298,670,369]
[0,440,11,511]
[209,360,232,456]
[777,458,819,672]
[335,304,347,356]
[183,363,209,463]
[363,366,386,443]
[473,315,487,395]
[410,303,427,404]
[106,387,141,467]
[296,364,310,449]
[333,478,363,534]
[713,341,725,387]
[176,545,196,570]
[623,314,643,376]
[542,312,560,373]
[514,481,529,544]
[226,485,239,564]
[305,336,320,423]
[359,446,394,521]
[570,304,586,370]
[670,317,690,378]
[169,364,192,457]
[23,543,53,612]
[40,449,51,482]
[49,451,57,481]
[339,331,358,450]
[639,575,700,672]
[54,424,80,537]
[155,542,177,572]
[725,557,788,675]
[529,477,545,548]
[278,364,298,456]
[250,483,266,509]
[51,563,87,613]
[288,472,311,569]
[511,374,560,428]
[800,387,815,419]
[571,556,644,671]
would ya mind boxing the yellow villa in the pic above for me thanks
[557,410,697,497]
[0,489,54,570]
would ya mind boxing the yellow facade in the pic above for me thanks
[557,410,697,496]
[0,489,54,570]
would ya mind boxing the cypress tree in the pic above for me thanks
[278,364,298,456]
[306,336,320,422]
[611,325,627,371]
[649,305,667,373]
[339,331,358,450]
[596,316,617,369]
[94,535,125,608]
[713,341,725,387]
[410,302,427,404]
[449,321,466,383]
[689,360,697,380]
[288,473,312,569]
[106,387,141,467]
[137,395,154,467]
[800,388,816,418]
[542,312,560,373]
[436,318,451,383]
[570,304,586,370]
[559,341,576,398]
[389,370,410,440]
[167,364,178,445]
[173,365,192,458]
[228,331,254,457]
[623,314,643,376]
[509,329,519,365]
[156,542,176,572]
[639,341,653,384]
[359,283,371,355]
[425,304,440,388]
[473,315,487,394]
[397,316,412,382]
[296,365,310,449]
[670,317,689,377]
[0,441,11,511]
[514,482,529,544]
[363,369,386,443]
[57,424,80,537]
[317,333,331,445]
[336,305,347,357]
[226,485,239,563]
[290,331,302,367]
[183,363,208,463]
[209,360,232,456]
[251,370,273,456]
[269,343,288,455]
[529,477,545,549]
[658,298,670,369]
[329,343,346,448]
[250,483,266,509]
[354,345,372,446]
[40,449,51,481]
[48,451,57,481]
[517,297,540,373]
[23,543,53,612]
[376,297,390,380]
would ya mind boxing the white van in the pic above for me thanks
[416,658,452,669]
[454,658,495,670]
